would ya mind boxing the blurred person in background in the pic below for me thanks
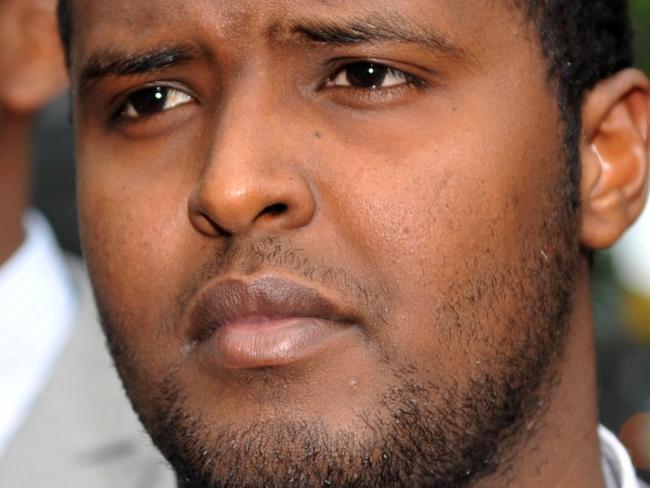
[0,0,173,486]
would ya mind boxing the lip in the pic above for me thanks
[186,276,360,369]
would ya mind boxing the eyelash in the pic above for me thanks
[111,61,426,123]
[112,82,193,123]
[326,61,427,91]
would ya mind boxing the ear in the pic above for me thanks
[580,68,650,250]
[0,0,67,116]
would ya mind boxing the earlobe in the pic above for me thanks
[580,69,650,250]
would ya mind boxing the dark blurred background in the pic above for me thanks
[31,1,650,481]
[593,1,650,482]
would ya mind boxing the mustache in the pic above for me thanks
[170,235,389,330]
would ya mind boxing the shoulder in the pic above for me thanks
[0,256,175,488]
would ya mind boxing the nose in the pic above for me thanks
[188,103,316,237]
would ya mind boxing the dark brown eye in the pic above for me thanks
[121,85,193,119]
[330,62,408,89]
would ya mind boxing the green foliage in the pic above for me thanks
[631,0,650,73]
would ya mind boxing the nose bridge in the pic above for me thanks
[188,87,316,237]
[210,91,268,173]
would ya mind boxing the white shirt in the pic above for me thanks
[600,425,644,488]
[0,211,77,458]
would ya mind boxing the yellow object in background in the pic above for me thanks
[622,290,650,345]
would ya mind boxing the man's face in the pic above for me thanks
[71,1,581,486]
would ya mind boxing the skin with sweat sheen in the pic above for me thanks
[65,0,650,487]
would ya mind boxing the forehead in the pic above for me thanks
[68,0,532,70]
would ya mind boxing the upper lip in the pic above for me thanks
[186,275,358,342]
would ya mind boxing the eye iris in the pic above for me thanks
[130,86,168,115]
[345,62,388,88]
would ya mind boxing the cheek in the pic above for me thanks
[77,119,208,312]
[77,146,199,372]
[326,91,563,366]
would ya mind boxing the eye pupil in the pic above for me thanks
[130,86,168,116]
[346,62,388,88]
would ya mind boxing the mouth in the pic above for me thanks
[186,275,361,369]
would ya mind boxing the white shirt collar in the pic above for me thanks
[0,210,77,458]
[600,424,641,488]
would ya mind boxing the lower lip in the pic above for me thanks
[202,318,355,369]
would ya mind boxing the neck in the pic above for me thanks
[479,260,604,488]
[0,113,32,265]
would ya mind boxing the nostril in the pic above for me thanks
[197,211,233,237]
[261,203,288,216]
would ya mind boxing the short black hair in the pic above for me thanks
[56,0,633,208]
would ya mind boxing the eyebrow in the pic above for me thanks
[75,13,468,100]
[287,14,467,59]
[77,45,201,100]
